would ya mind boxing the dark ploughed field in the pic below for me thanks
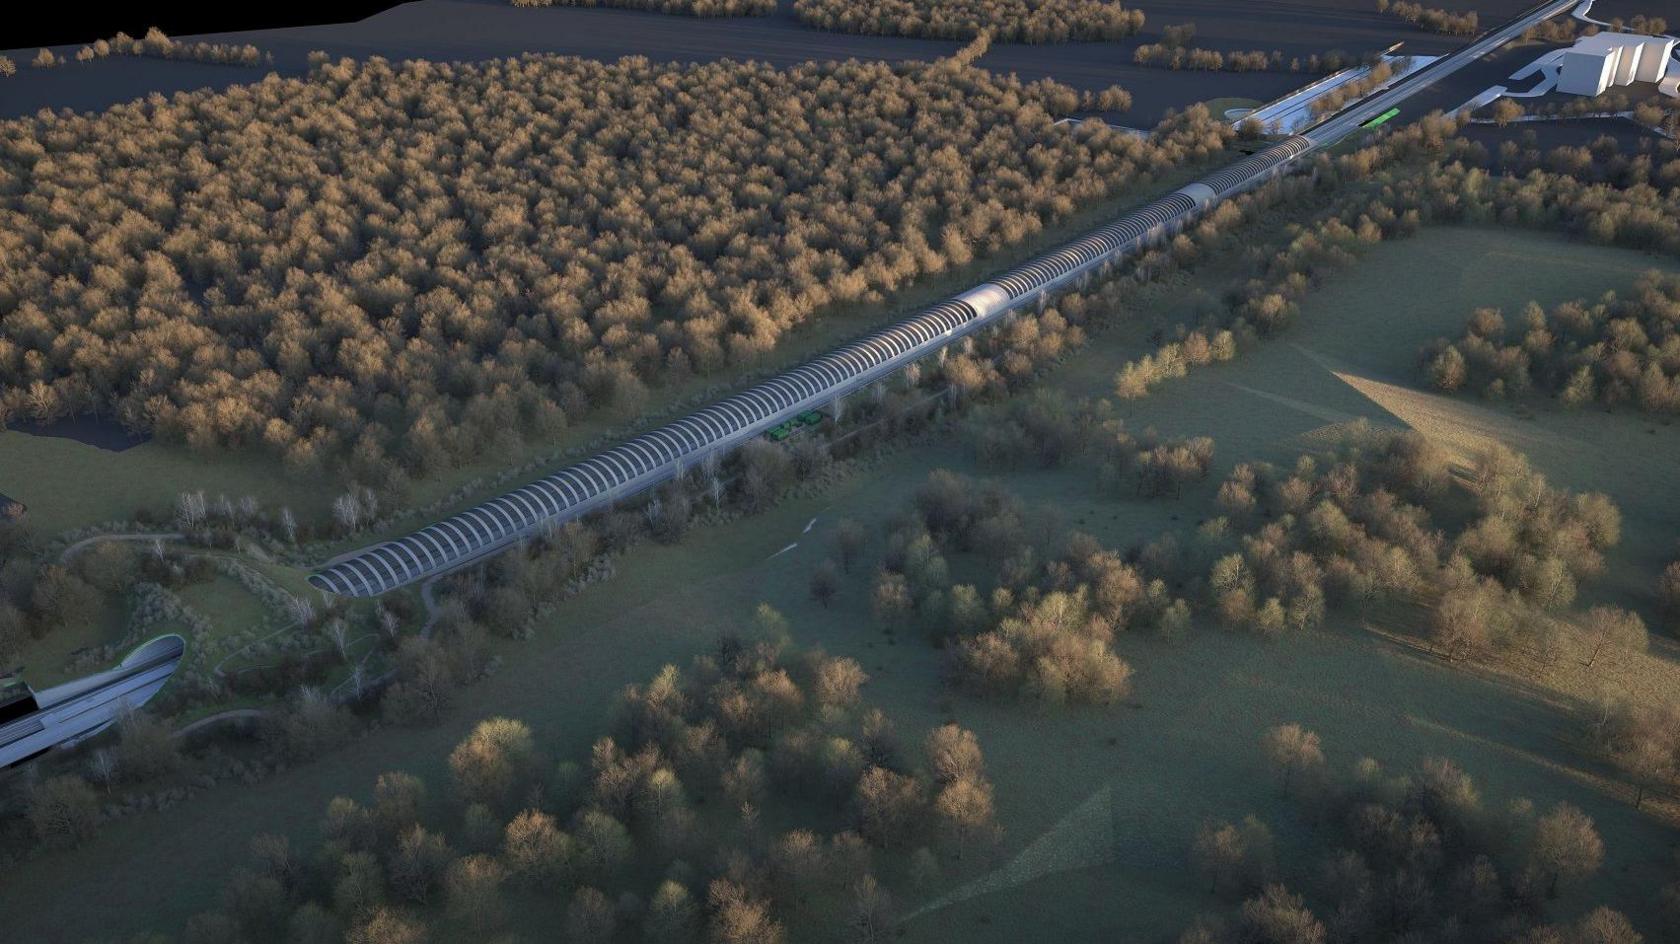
[1,0,1540,124]
[1462,117,1672,171]
[12,416,149,453]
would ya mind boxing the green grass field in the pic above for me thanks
[12,595,131,688]
[1201,96,1264,118]
[7,227,1680,941]
[12,547,321,689]
[0,434,336,541]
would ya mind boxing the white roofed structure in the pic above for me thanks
[1557,32,1677,96]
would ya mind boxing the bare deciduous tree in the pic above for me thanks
[1528,803,1604,898]
[1261,724,1325,798]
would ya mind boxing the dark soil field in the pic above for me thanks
[1125,0,1537,53]
[2,0,1549,124]
[1463,116,1669,158]
[8,0,1555,51]
[11,417,149,453]
[0,0,1299,124]
[1582,0,1680,21]
[1393,38,1569,116]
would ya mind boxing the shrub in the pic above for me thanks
[449,717,540,811]
[1378,0,1478,34]
[792,0,1145,42]
[27,775,101,847]
[513,0,774,12]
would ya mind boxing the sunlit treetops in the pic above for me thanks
[0,49,1229,486]
[509,0,776,15]
[791,0,1145,43]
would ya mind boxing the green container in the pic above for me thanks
[1362,107,1400,129]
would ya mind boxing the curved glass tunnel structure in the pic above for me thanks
[0,634,186,769]
[308,134,1318,598]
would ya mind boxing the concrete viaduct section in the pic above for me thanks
[0,634,186,769]
[310,297,982,597]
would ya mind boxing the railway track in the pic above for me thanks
[309,0,1577,598]
[0,635,186,769]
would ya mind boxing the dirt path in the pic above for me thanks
[173,708,268,740]
[58,531,183,563]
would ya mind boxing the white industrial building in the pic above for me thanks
[1557,32,1677,96]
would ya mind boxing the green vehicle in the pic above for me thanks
[766,412,824,441]
[1362,107,1400,129]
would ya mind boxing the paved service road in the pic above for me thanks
[1302,0,1580,144]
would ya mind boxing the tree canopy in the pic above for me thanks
[0,51,1223,487]
[792,0,1145,43]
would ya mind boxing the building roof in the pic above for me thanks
[1572,31,1677,56]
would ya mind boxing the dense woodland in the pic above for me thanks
[1422,272,1680,413]
[790,0,1145,42]
[1181,729,1648,944]
[0,46,1228,489]
[162,634,996,942]
[510,0,776,15]
[1197,435,1627,658]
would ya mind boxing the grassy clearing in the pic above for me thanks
[177,579,272,642]
[7,227,1680,940]
[11,600,130,688]
[1067,227,1680,608]
[0,433,335,540]
[1202,95,1264,117]
[13,551,316,690]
